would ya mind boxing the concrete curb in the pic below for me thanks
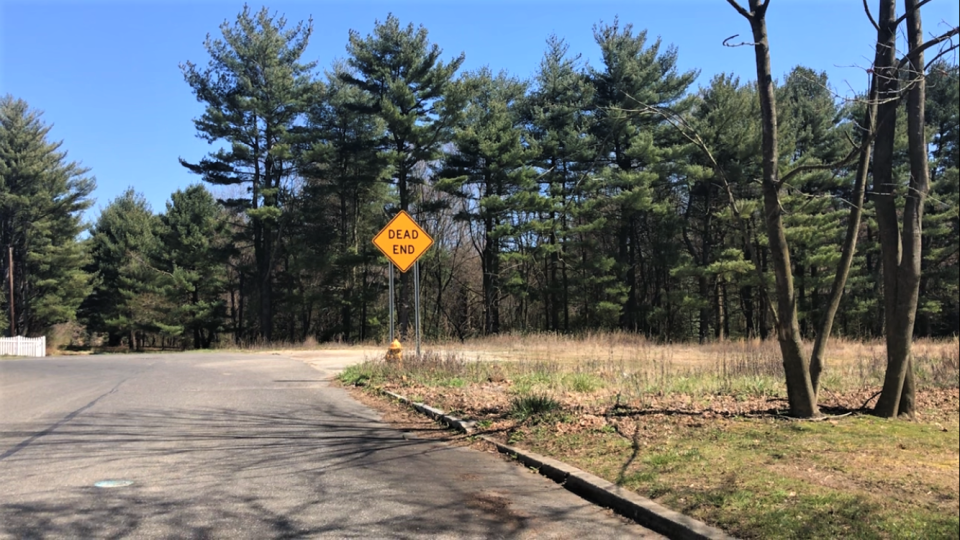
[375,387,736,540]
[380,389,477,434]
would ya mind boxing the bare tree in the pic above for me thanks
[725,0,820,417]
[873,0,958,418]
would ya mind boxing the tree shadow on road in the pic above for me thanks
[0,398,642,538]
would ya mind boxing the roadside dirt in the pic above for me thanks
[344,382,501,454]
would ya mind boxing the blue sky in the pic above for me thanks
[2,0,958,226]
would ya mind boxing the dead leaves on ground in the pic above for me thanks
[372,378,959,443]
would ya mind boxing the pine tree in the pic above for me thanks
[590,18,698,333]
[179,6,317,342]
[297,62,389,342]
[524,35,596,332]
[918,62,959,336]
[157,184,229,348]
[0,95,95,337]
[82,189,162,349]
[777,66,851,337]
[341,13,465,339]
[437,67,537,334]
[686,74,764,341]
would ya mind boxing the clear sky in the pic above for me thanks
[2,0,958,225]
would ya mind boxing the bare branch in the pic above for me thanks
[128,252,175,278]
[779,144,860,186]
[896,26,959,72]
[724,0,753,20]
[925,42,959,70]
[863,0,880,31]
[780,179,859,210]
[608,96,743,219]
[894,0,935,27]
[723,34,758,48]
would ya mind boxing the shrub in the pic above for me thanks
[510,394,561,420]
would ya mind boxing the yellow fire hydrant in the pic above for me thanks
[385,339,403,364]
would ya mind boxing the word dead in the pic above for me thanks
[387,229,420,240]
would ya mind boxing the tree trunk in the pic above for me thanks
[193,288,202,349]
[339,189,351,342]
[237,271,245,344]
[741,227,756,338]
[810,11,886,395]
[561,251,570,333]
[259,241,273,342]
[729,0,819,417]
[360,263,369,342]
[619,217,639,331]
[758,248,773,340]
[722,280,731,340]
[796,263,806,336]
[698,274,710,343]
[549,224,560,332]
[875,0,930,418]
[482,204,501,335]
[741,284,755,338]
[714,279,724,341]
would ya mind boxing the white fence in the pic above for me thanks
[0,336,46,357]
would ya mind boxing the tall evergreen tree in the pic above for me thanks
[777,66,851,337]
[0,95,95,337]
[590,18,698,333]
[341,13,465,339]
[918,62,959,336]
[179,5,317,342]
[158,184,229,348]
[524,35,596,332]
[684,74,764,341]
[82,189,162,349]
[297,62,389,342]
[437,67,537,334]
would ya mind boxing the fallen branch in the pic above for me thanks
[860,390,883,411]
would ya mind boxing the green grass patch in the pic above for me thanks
[513,372,559,395]
[337,364,374,386]
[436,377,466,388]
[517,415,959,539]
[564,372,604,393]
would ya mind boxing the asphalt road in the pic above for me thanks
[0,352,660,539]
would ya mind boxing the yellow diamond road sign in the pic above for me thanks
[373,210,434,273]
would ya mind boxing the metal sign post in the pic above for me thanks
[388,264,395,343]
[414,261,421,357]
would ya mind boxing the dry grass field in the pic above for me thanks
[339,333,960,539]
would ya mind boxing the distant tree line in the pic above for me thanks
[1,5,957,357]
